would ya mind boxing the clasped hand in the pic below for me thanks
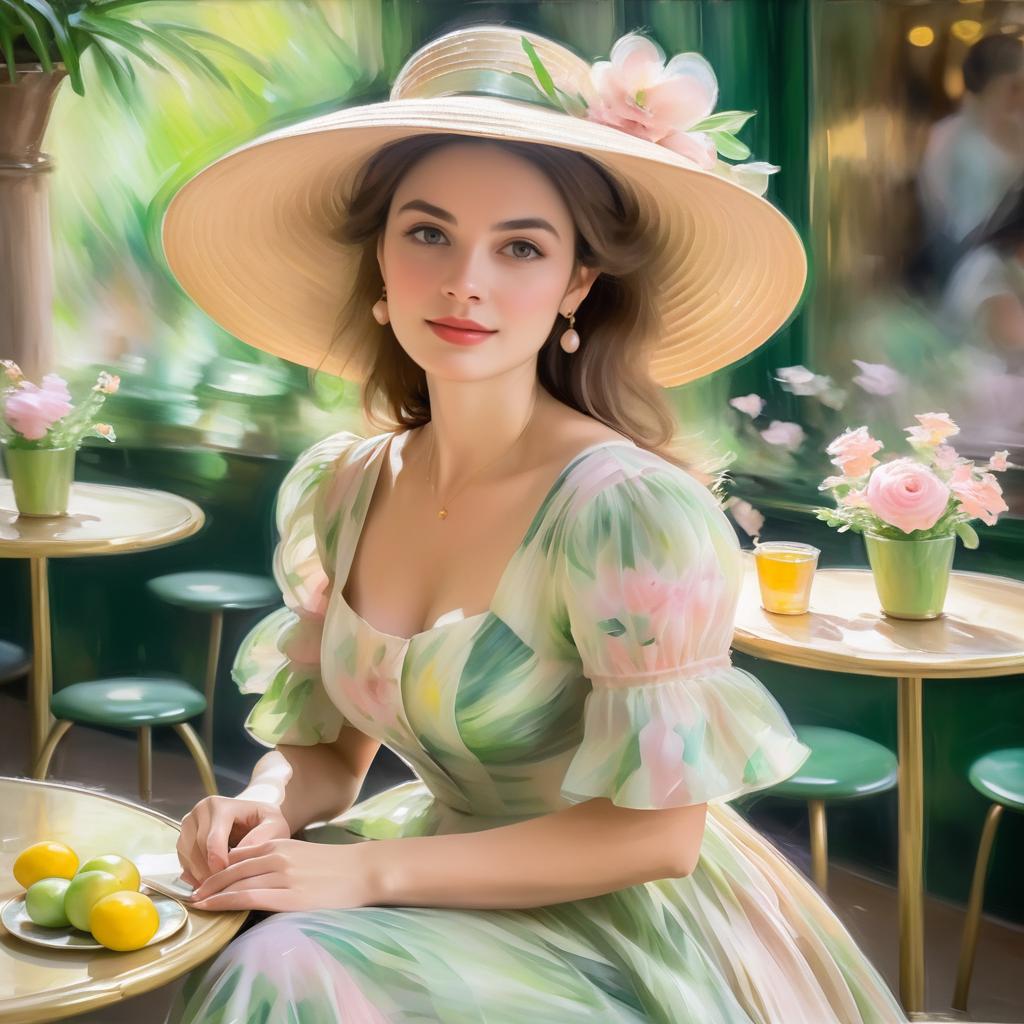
[188,838,375,913]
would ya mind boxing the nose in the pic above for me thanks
[442,246,488,304]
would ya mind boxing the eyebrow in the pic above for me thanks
[396,199,561,240]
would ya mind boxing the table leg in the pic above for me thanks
[897,674,925,1012]
[28,556,54,774]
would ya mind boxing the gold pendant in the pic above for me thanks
[438,507,448,520]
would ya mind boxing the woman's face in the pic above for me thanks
[377,141,598,381]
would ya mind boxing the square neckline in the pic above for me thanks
[334,431,638,645]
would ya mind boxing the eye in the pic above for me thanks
[404,225,543,261]
[501,239,543,261]
[406,225,448,246]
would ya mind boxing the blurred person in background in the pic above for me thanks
[918,32,1024,289]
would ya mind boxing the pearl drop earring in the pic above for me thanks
[371,285,389,325]
[560,309,580,353]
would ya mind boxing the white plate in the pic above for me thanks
[0,886,188,951]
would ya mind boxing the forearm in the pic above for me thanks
[237,745,364,835]
[363,798,707,911]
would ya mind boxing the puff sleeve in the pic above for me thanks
[232,431,359,749]
[558,464,811,809]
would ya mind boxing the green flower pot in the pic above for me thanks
[863,532,956,620]
[1,446,77,517]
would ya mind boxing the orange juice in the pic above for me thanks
[754,542,819,615]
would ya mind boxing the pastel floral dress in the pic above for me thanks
[165,429,908,1024]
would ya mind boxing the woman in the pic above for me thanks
[160,25,908,1023]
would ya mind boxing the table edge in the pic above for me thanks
[0,777,248,1023]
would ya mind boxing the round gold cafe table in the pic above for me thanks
[0,481,205,774]
[732,552,1024,1017]
[0,777,246,1023]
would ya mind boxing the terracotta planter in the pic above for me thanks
[1,445,76,516]
[863,532,956,620]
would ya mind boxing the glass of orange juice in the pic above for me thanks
[753,541,820,615]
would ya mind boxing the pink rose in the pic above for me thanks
[726,497,765,539]
[826,426,883,479]
[933,444,961,471]
[851,360,904,396]
[586,32,719,168]
[759,420,806,450]
[951,471,1009,527]
[839,487,870,508]
[728,393,764,418]
[3,374,72,440]
[905,412,959,448]
[988,450,1010,472]
[865,458,951,533]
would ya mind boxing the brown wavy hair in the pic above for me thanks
[325,133,728,489]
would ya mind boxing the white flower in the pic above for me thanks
[759,420,806,450]
[728,393,765,418]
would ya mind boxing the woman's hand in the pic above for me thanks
[186,838,375,912]
[177,796,292,887]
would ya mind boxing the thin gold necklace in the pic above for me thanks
[427,394,538,520]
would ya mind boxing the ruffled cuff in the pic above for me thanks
[233,605,345,749]
[560,657,812,809]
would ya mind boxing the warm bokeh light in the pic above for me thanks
[951,19,983,43]
[908,25,935,47]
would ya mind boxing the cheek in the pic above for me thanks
[492,255,575,322]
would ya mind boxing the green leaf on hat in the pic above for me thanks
[690,110,756,134]
[520,35,562,109]
[708,131,751,161]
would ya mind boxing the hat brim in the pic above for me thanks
[161,95,807,387]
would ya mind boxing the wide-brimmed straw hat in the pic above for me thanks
[160,24,808,388]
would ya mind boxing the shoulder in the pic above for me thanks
[559,443,739,572]
[276,429,379,532]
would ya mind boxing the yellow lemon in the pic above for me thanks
[89,890,160,951]
[12,841,79,890]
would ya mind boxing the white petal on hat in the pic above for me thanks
[608,32,666,93]
[663,52,719,117]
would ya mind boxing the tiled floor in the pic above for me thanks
[2,685,1021,1024]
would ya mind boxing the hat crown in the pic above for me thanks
[389,25,596,107]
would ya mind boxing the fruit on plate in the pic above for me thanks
[64,870,127,932]
[12,841,79,889]
[89,890,160,951]
[76,854,140,893]
[23,877,72,927]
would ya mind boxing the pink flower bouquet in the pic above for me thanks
[813,413,1012,550]
[1,361,119,450]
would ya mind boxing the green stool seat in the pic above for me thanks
[0,639,30,684]
[967,748,1024,812]
[771,726,898,800]
[954,746,1024,1011]
[761,725,897,894]
[145,571,279,612]
[51,677,206,728]
[37,677,216,804]
[146,569,280,762]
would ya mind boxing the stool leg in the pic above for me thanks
[953,802,1004,1011]
[138,726,153,803]
[33,720,73,780]
[172,721,218,797]
[203,610,224,763]
[808,799,828,893]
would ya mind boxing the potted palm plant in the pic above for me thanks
[0,0,267,380]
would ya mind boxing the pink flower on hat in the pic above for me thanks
[586,32,720,168]
[865,457,950,534]
[3,373,72,440]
